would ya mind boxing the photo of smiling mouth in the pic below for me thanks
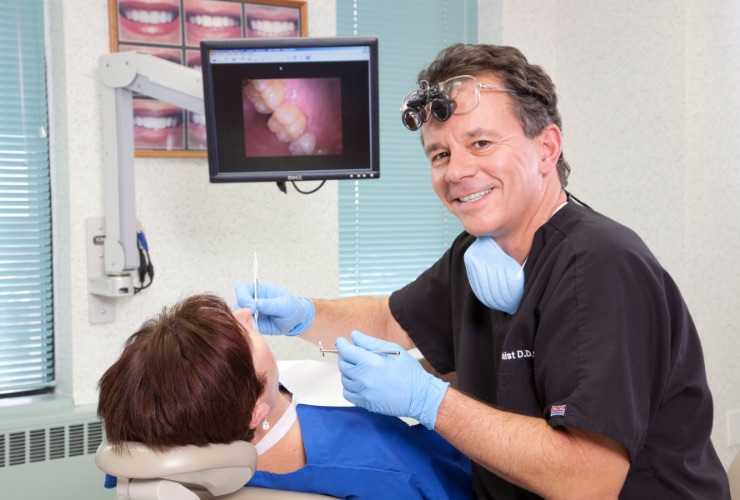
[186,12,240,29]
[248,18,297,37]
[245,4,300,38]
[183,1,244,46]
[133,99,185,150]
[134,112,182,131]
[121,6,178,24]
[118,1,181,38]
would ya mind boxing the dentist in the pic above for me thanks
[236,43,729,499]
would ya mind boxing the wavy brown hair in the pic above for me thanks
[418,43,571,187]
[97,294,266,452]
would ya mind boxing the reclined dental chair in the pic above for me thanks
[96,440,335,499]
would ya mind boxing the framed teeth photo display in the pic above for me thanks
[108,0,308,157]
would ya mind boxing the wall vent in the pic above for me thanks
[0,418,103,468]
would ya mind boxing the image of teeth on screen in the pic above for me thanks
[242,77,342,157]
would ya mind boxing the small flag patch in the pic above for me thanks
[550,404,566,417]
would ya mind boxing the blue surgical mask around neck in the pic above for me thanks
[463,236,525,315]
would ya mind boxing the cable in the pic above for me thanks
[565,190,592,210]
[291,180,326,195]
[275,180,326,195]
[134,230,155,294]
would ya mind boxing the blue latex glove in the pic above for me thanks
[234,281,314,336]
[336,331,450,430]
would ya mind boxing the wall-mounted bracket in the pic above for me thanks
[86,217,130,323]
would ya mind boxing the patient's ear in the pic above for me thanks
[233,307,254,329]
[250,401,269,430]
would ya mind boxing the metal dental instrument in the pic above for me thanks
[253,251,259,323]
[318,340,400,357]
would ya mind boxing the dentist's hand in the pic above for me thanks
[336,331,450,430]
[234,281,314,336]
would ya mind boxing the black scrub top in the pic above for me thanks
[390,201,730,499]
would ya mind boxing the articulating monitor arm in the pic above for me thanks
[92,52,204,297]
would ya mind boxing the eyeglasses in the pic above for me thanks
[400,75,515,131]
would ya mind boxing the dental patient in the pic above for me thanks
[97,293,472,499]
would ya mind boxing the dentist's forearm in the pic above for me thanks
[434,388,629,499]
[299,296,415,350]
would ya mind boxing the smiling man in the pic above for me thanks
[421,71,565,261]
[235,44,730,499]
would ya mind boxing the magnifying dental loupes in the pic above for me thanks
[400,80,457,131]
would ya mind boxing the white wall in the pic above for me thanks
[47,0,339,406]
[480,0,740,467]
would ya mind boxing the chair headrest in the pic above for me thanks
[95,440,258,496]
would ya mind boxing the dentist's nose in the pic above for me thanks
[445,151,477,183]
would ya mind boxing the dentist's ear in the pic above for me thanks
[538,124,562,174]
[250,401,270,430]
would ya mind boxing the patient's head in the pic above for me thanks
[97,293,269,452]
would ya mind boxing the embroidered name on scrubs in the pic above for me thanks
[501,349,535,360]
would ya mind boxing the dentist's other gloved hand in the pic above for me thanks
[336,331,450,430]
[234,281,314,336]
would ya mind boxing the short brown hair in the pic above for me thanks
[419,43,571,187]
[97,294,266,452]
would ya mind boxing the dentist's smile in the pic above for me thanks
[457,189,492,203]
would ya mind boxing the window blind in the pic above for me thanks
[337,0,477,296]
[0,0,54,395]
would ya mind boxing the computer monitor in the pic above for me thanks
[200,36,379,183]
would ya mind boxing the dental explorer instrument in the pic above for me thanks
[253,251,259,323]
[318,340,400,357]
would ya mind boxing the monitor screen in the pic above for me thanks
[200,36,379,183]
